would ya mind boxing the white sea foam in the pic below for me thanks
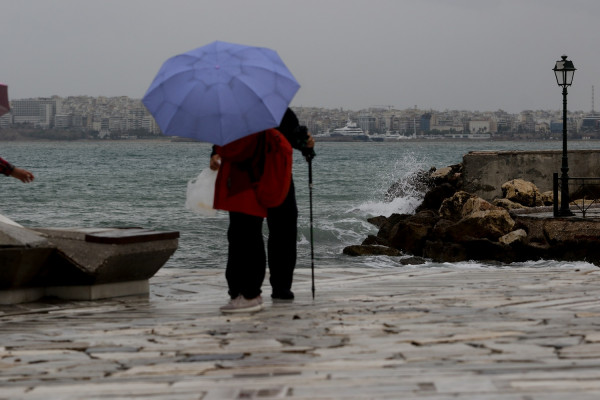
[349,152,432,217]
[352,195,422,217]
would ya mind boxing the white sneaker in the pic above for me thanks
[220,295,263,313]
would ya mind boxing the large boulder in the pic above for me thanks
[501,179,543,207]
[387,210,439,256]
[361,234,389,246]
[462,196,503,217]
[415,183,456,213]
[445,209,516,242]
[438,191,501,221]
[376,213,411,242]
[439,191,475,221]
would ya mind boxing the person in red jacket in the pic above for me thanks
[0,157,34,183]
[210,109,314,313]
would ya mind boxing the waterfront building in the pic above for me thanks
[11,98,61,128]
[0,113,10,128]
[357,114,377,134]
[468,119,496,134]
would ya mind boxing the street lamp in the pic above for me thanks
[553,55,576,216]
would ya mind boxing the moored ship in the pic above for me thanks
[330,119,370,141]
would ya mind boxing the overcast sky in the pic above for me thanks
[2,0,599,113]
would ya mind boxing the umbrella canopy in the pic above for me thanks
[0,84,10,117]
[142,41,300,146]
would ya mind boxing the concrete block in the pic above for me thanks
[34,227,179,285]
[0,220,49,247]
[0,287,45,305]
[44,279,149,300]
[0,221,56,289]
[0,226,178,304]
[0,247,56,289]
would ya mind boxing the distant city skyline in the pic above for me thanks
[3,1,600,114]
[3,95,598,140]
[4,93,599,114]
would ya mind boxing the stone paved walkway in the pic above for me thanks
[2,265,600,399]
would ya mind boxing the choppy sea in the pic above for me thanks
[1,139,599,271]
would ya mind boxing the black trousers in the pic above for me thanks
[226,180,298,299]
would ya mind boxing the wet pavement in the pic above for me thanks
[2,265,600,399]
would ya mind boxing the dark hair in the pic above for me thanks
[277,108,300,137]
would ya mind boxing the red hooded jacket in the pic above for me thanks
[213,131,268,218]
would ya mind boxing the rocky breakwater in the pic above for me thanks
[344,163,600,266]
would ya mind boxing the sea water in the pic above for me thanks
[1,139,598,271]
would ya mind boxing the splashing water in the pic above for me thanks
[351,151,432,218]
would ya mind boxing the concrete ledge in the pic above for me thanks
[0,280,149,304]
[0,287,45,305]
[45,279,149,301]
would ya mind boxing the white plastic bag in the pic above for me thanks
[185,168,218,216]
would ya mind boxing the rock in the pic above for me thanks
[415,183,456,213]
[461,239,514,263]
[343,245,402,257]
[493,198,528,210]
[399,256,427,265]
[499,229,527,245]
[513,217,549,248]
[387,211,439,256]
[430,166,453,180]
[422,241,467,263]
[376,213,411,242]
[445,209,515,241]
[361,235,389,246]
[367,216,388,228]
[501,179,543,207]
[385,169,432,201]
[431,218,455,240]
[431,163,463,186]
[541,191,554,206]
[439,191,475,221]
[462,196,502,217]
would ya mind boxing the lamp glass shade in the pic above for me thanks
[553,56,576,87]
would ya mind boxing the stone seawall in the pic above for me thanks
[462,149,600,201]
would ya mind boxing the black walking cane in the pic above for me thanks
[304,148,316,299]
[308,157,315,299]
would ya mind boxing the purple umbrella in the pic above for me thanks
[142,41,300,146]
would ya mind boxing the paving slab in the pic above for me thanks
[1,265,600,399]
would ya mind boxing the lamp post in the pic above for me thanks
[553,55,576,217]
